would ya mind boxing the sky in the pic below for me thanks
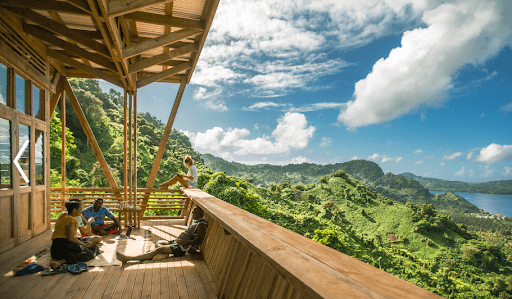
[100,0,512,183]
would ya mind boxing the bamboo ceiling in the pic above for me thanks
[0,0,219,91]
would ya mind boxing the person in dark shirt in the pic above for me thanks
[116,207,207,263]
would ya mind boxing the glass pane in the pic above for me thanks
[16,74,25,113]
[33,85,41,118]
[0,118,11,188]
[35,130,43,185]
[19,124,30,186]
[0,63,6,106]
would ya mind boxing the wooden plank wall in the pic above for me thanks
[200,218,304,299]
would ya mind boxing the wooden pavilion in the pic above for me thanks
[0,1,443,298]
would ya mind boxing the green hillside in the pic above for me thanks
[203,155,482,216]
[193,169,512,298]
[401,173,512,195]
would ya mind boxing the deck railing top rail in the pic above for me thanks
[183,188,442,299]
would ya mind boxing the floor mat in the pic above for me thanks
[37,234,154,267]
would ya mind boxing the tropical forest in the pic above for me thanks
[53,79,512,299]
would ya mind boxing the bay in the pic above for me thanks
[429,191,512,217]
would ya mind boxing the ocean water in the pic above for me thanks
[429,191,512,217]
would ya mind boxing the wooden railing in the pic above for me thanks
[50,187,191,221]
[183,188,443,299]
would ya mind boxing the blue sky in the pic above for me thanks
[100,0,512,183]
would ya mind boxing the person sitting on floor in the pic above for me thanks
[50,200,99,269]
[58,198,102,244]
[158,155,198,189]
[82,198,121,236]
[116,206,208,263]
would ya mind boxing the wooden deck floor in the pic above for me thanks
[0,219,218,299]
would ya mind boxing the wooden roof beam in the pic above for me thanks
[123,11,205,31]
[87,0,130,90]
[0,0,86,15]
[47,48,123,87]
[128,43,197,74]
[136,61,191,88]
[94,0,135,90]
[23,24,117,72]
[108,0,175,18]
[123,29,201,59]
[64,0,92,14]
[6,7,110,57]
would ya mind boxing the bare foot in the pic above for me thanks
[116,251,130,263]
[50,260,60,269]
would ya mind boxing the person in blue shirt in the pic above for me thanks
[82,198,121,235]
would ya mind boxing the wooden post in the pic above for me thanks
[123,89,127,206]
[60,87,66,210]
[134,90,137,209]
[63,79,120,190]
[141,77,187,213]
[128,91,132,208]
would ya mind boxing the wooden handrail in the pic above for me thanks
[183,188,442,299]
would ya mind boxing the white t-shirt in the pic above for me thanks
[76,215,85,228]
[187,165,198,183]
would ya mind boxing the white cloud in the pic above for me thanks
[189,127,251,152]
[476,143,512,164]
[243,101,288,111]
[480,112,485,117]
[455,167,466,176]
[368,153,381,161]
[193,0,430,99]
[421,114,426,122]
[368,153,400,163]
[338,0,512,128]
[320,137,331,147]
[469,169,475,177]
[481,165,494,177]
[381,157,394,163]
[442,152,463,161]
[504,166,512,176]
[189,112,315,156]
[440,162,445,166]
[413,149,423,154]
[415,161,424,164]
[291,156,308,164]
[425,155,435,159]
[466,151,474,160]
[499,102,512,113]
[289,102,347,113]
[351,156,359,160]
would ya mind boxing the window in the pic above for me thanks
[0,63,6,106]
[33,85,41,119]
[16,73,26,113]
[0,118,11,188]
[19,124,30,186]
[35,130,44,185]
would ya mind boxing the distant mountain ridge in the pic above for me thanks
[201,154,483,215]
[400,173,512,195]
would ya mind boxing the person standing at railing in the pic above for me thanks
[158,155,198,189]
[82,198,121,236]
